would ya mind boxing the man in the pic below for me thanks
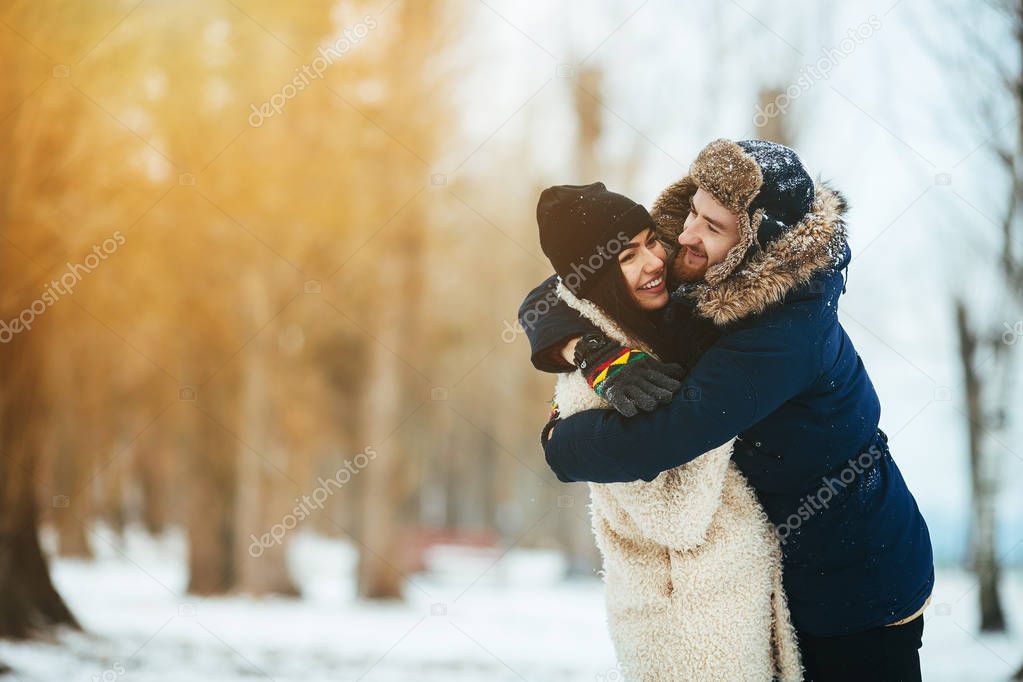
[519,139,934,681]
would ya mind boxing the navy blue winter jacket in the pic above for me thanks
[521,184,933,636]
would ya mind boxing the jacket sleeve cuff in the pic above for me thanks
[532,338,580,373]
[530,328,594,372]
[519,275,597,373]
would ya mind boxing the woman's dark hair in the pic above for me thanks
[582,264,673,360]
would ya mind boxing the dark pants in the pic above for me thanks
[797,616,924,682]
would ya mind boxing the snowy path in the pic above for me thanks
[0,528,1020,681]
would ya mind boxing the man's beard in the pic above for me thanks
[670,247,707,283]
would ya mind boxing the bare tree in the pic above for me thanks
[956,296,1014,634]
[930,0,1023,635]
[982,1,1023,668]
[0,0,100,644]
[354,0,454,599]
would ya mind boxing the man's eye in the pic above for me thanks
[646,236,658,247]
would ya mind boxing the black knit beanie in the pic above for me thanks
[735,139,815,247]
[537,182,655,297]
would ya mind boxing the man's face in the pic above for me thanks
[672,188,741,282]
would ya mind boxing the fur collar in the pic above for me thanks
[652,181,849,327]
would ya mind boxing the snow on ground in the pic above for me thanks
[0,527,1020,681]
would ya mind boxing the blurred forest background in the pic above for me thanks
[0,0,1022,679]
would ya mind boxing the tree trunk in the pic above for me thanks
[46,341,94,558]
[356,249,407,600]
[184,416,237,595]
[954,300,1006,632]
[232,273,298,596]
[184,371,238,596]
[135,437,169,535]
[52,438,92,559]
[0,333,78,637]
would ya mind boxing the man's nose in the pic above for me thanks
[678,229,698,248]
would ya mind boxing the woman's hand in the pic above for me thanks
[573,332,687,417]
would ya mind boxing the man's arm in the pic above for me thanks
[541,322,819,483]
[517,274,598,372]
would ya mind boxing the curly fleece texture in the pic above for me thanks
[553,282,803,682]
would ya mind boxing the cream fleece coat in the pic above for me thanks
[553,282,802,682]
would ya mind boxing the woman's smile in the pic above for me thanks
[637,271,666,295]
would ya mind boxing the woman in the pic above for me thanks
[536,182,802,682]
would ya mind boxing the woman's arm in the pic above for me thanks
[517,274,597,372]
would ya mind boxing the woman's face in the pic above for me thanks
[618,228,668,310]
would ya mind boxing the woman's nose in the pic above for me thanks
[641,250,662,272]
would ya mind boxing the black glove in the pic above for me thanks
[573,332,687,417]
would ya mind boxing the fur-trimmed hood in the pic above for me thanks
[653,178,850,327]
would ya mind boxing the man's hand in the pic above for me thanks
[573,332,687,417]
